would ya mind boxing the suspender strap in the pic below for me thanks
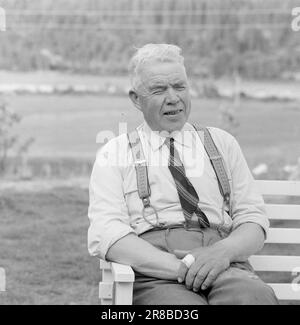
[193,124,231,208]
[127,130,151,208]
[127,129,163,228]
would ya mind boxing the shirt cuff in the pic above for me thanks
[232,217,269,240]
[88,224,136,260]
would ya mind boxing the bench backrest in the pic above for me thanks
[249,180,300,301]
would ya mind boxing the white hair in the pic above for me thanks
[128,43,185,89]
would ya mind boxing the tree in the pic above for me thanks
[0,98,34,176]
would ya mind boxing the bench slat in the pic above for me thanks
[266,204,300,220]
[256,180,300,196]
[250,255,300,271]
[266,228,300,244]
[268,283,300,300]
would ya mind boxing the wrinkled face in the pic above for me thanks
[133,60,191,132]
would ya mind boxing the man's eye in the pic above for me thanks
[152,89,165,94]
[174,85,186,90]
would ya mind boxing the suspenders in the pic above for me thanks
[192,124,231,215]
[127,125,232,227]
[127,131,164,228]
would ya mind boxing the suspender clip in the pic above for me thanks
[142,197,151,208]
[224,192,230,205]
[135,159,146,166]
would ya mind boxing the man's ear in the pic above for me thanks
[129,89,142,111]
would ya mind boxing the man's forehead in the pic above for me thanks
[146,73,186,87]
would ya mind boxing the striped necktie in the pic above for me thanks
[166,137,210,228]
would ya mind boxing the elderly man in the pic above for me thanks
[88,44,278,305]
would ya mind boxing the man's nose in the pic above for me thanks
[165,87,179,104]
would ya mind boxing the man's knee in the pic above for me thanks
[208,267,279,305]
[133,280,208,305]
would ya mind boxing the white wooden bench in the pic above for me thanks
[99,180,300,304]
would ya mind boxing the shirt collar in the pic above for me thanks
[141,121,195,152]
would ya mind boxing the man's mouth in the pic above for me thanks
[163,109,183,116]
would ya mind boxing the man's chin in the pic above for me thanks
[160,121,185,133]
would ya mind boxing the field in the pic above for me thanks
[8,94,300,170]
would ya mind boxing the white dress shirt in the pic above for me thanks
[88,122,269,259]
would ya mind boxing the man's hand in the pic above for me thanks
[174,244,231,292]
[174,223,265,292]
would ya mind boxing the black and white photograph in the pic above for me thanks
[0,0,300,309]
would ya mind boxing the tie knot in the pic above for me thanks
[165,137,174,149]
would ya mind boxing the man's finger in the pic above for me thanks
[192,263,212,292]
[177,260,189,283]
[201,267,223,290]
[185,260,204,289]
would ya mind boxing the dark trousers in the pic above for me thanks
[133,227,279,305]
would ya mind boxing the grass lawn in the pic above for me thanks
[0,185,99,305]
[8,94,300,170]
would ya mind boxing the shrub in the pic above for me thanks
[0,98,34,176]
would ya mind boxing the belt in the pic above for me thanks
[140,220,230,238]
[141,220,206,235]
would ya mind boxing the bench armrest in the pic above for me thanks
[99,260,134,305]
